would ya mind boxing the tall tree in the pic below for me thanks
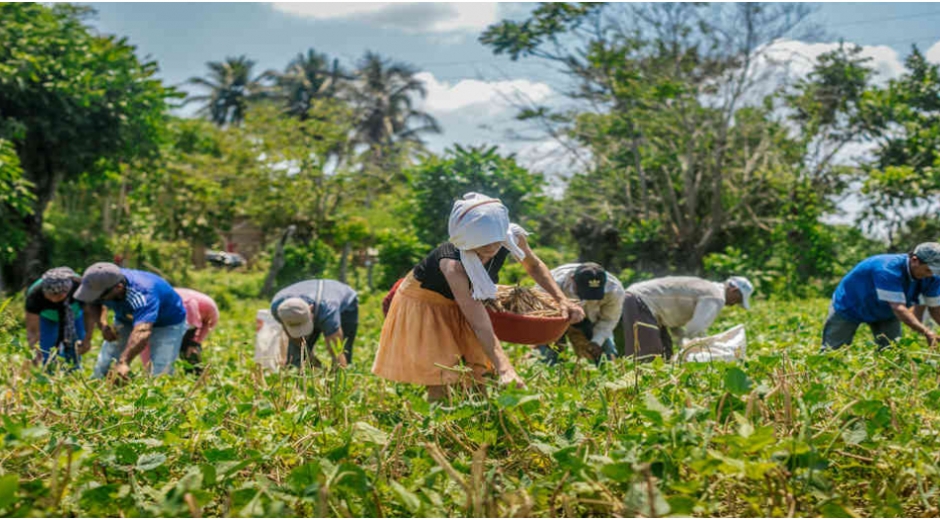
[186,56,270,126]
[481,3,841,272]
[856,48,940,247]
[0,139,34,293]
[410,145,546,246]
[0,3,176,287]
[275,49,347,120]
[350,52,441,164]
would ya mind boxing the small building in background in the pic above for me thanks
[226,218,265,262]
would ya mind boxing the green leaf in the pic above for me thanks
[353,422,388,446]
[389,480,421,513]
[0,474,18,510]
[818,500,857,517]
[724,367,752,395]
[601,462,634,482]
[333,463,371,496]
[288,462,322,494]
[841,421,868,446]
[136,453,167,471]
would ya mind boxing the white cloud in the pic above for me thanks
[271,2,499,33]
[416,72,553,114]
[927,40,940,64]
[761,39,906,85]
[411,71,585,177]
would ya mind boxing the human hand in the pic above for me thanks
[926,330,938,349]
[112,360,131,380]
[76,340,90,355]
[564,302,585,324]
[498,368,526,389]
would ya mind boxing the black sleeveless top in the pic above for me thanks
[413,242,510,300]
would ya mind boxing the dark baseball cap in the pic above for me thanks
[573,263,607,300]
[74,262,124,302]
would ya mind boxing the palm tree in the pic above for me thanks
[185,56,270,126]
[274,49,347,120]
[349,52,441,158]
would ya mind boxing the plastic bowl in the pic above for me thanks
[487,309,569,345]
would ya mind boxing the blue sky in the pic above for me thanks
[82,2,940,176]
[84,3,940,88]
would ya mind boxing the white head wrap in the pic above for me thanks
[448,192,528,300]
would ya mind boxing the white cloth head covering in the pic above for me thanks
[448,193,528,300]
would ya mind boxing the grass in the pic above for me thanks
[2,271,940,517]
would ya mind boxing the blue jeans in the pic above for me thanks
[537,337,617,365]
[821,306,902,352]
[93,320,188,378]
[39,314,85,371]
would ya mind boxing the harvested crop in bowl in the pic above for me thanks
[483,285,573,317]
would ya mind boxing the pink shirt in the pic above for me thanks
[175,288,219,343]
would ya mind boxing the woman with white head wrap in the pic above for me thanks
[373,192,584,400]
[24,266,86,371]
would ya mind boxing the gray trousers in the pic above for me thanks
[821,306,901,351]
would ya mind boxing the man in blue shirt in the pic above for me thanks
[271,279,359,369]
[75,262,188,378]
[823,242,940,351]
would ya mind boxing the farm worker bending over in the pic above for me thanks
[140,288,219,374]
[623,276,753,360]
[270,279,358,369]
[24,267,86,371]
[76,262,188,378]
[822,242,940,351]
[536,263,625,365]
[372,192,585,401]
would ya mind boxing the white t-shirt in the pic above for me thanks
[627,276,726,338]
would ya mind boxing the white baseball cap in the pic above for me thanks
[728,276,754,310]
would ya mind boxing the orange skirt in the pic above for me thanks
[372,272,492,386]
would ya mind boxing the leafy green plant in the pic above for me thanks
[3,271,940,517]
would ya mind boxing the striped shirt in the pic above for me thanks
[102,269,186,327]
[832,254,940,323]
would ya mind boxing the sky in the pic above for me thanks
[82,2,940,223]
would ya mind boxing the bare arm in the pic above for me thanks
[81,303,108,353]
[516,235,585,323]
[26,312,40,350]
[119,323,154,365]
[889,302,938,347]
[441,258,523,387]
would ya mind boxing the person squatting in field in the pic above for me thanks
[270,279,359,370]
[536,262,625,365]
[24,267,86,371]
[76,262,188,379]
[372,192,586,401]
[140,288,219,375]
[622,275,754,360]
[822,242,940,351]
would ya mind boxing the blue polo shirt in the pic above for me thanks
[270,280,358,336]
[104,269,186,327]
[832,254,940,323]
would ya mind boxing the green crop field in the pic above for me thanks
[2,273,940,517]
